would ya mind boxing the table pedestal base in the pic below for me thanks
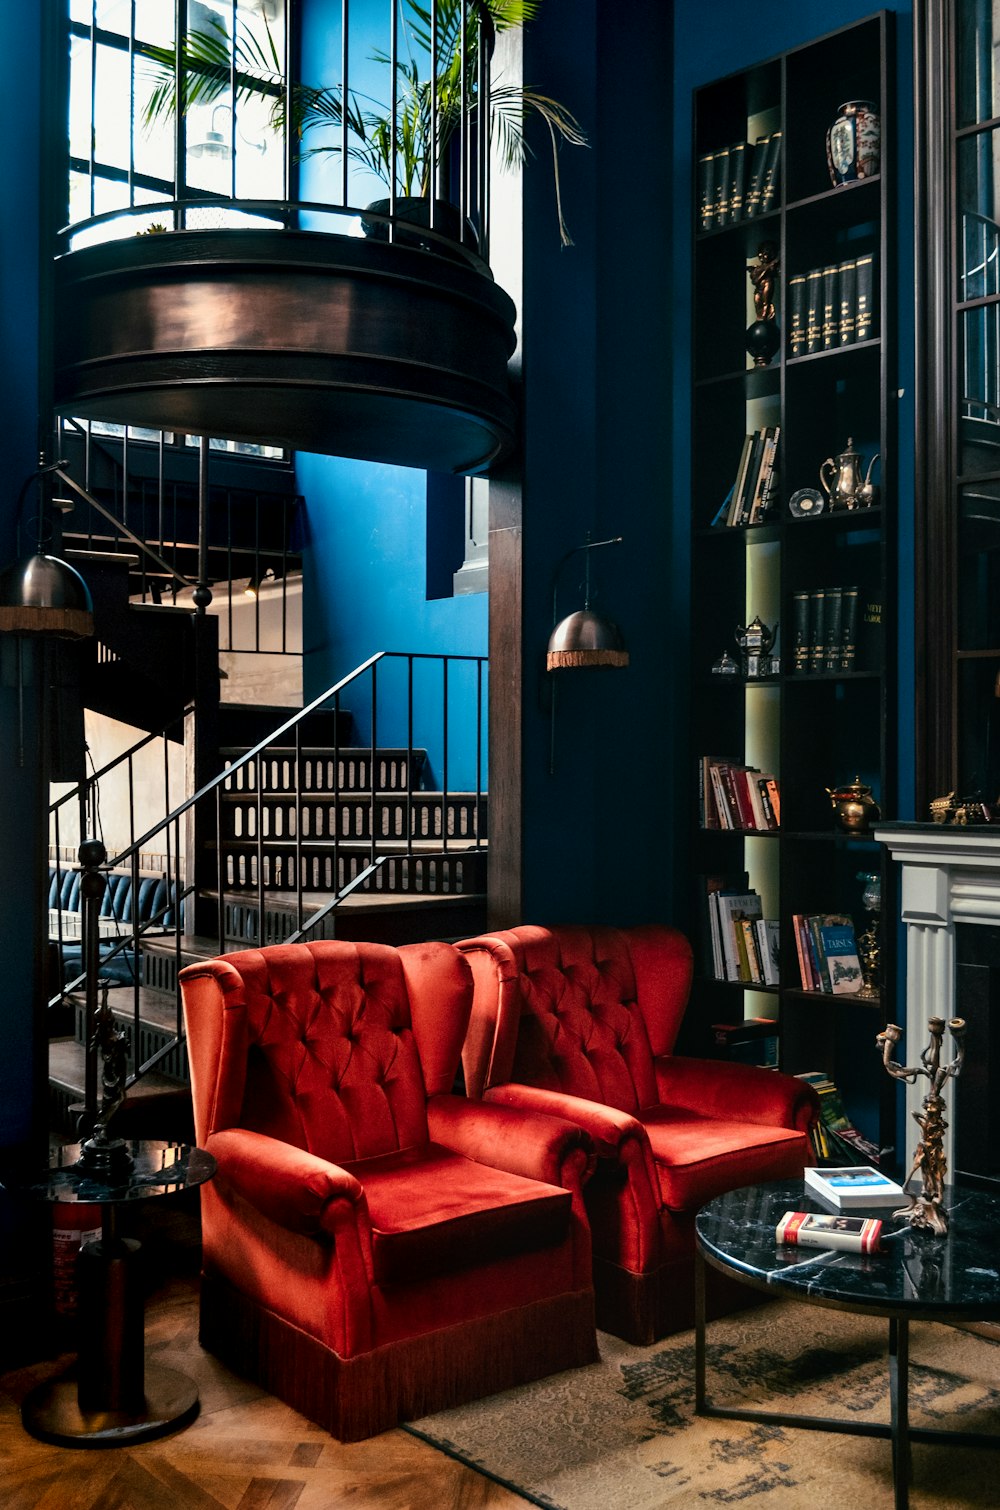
[21,1360,199,1447]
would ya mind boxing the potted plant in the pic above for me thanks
[141,0,587,247]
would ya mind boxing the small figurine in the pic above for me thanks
[748,241,779,322]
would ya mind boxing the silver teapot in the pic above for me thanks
[820,437,864,510]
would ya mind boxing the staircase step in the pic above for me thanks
[219,791,487,843]
[222,747,427,792]
[217,842,488,896]
[48,1037,189,1140]
[60,990,189,1080]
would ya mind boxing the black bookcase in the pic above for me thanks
[688,12,896,1164]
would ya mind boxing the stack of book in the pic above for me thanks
[712,426,781,528]
[786,251,875,356]
[701,876,780,985]
[698,756,780,829]
[791,914,863,994]
[697,131,782,232]
[790,585,861,673]
[711,1017,779,1066]
[796,1070,882,1165]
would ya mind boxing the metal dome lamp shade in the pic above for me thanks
[546,536,629,670]
[0,462,94,639]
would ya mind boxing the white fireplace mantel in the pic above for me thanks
[874,822,1000,1172]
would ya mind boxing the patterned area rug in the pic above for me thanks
[408,1301,1000,1508]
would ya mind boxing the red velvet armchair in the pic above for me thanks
[455,924,820,1344]
[178,939,597,1440]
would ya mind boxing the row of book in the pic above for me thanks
[699,756,781,831]
[790,584,861,673]
[712,426,781,528]
[791,913,863,994]
[797,1070,881,1165]
[787,253,875,356]
[706,881,780,986]
[697,131,782,232]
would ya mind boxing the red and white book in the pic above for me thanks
[776,1210,882,1253]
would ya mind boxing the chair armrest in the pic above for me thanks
[482,1083,646,1160]
[426,1093,596,1191]
[206,1128,366,1236]
[654,1056,820,1133]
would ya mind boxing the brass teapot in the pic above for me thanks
[819,437,869,511]
[827,775,881,833]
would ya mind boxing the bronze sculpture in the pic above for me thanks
[876,1017,966,1235]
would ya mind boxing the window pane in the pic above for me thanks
[68,35,92,166]
[957,0,1000,128]
[958,130,1000,299]
[959,305,1000,472]
[134,0,174,47]
[957,657,1000,795]
[959,480,1000,648]
[94,43,131,173]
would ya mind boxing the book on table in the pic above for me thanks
[804,1164,907,1211]
[776,1210,883,1253]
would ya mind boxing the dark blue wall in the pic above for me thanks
[0,2,47,1160]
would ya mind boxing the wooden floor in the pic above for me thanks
[0,1263,526,1509]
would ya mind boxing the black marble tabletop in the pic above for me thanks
[6,1140,216,1207]
[697,1180,1000,1320]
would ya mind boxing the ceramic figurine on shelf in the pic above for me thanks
[746,241,781,368]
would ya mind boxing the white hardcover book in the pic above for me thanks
[804,1164,907,1211]
[777,1210,882,1253]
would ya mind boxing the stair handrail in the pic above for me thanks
[54,649,486,1097]
[52,462,197,594]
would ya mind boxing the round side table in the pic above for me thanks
[13,1138,216,1448]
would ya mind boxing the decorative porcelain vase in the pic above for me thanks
[826,100,880,185]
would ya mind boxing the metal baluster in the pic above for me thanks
[256,749,265,945]
[341,0,350,209]
[441,657,449,851]
[370,663,378,873]
[407,656,414,858]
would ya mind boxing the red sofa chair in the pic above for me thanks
[178,939,598,1440]
[455,924,820,1344]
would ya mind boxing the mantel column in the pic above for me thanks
[897,859,955,1173]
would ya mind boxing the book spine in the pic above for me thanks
[806,915,833,992]
[758,130,782,214]
[757,776,776,829]
[805,267,823,355]
[822,586,843,672]
[723,765,753,829]
[714,144,733,225]
[838,257,857,345]
[862,594,882,670]
[764,776,781,826]
[738,430,766,526]
[791,589,811,674]
[821,263,840,349]
[840,585,860,670]
[787,274,807,358]
[808,587,826,673]
[709,764,733,829]
[743,135,769,218]
[855,252,875,341]
[697,151,716,233]
[708,892,724,980]
[791,913,810,988]
[777,1212,883,1253]
[744,770,767,829]
[749,428,779,523]
[727,433,754,526]
[740,917,763,983]
[729,140,748,222]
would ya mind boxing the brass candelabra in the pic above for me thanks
[876,1017,966,1236]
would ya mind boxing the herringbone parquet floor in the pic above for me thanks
[0,1273,524,1510]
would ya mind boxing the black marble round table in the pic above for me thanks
[694,1180,1000,1510]
[11,1139,216,1449]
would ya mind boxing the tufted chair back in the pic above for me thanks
[183,938,472,1164]
[460,924,694,1107]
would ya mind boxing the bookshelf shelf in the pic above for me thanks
[689,11,895,1163]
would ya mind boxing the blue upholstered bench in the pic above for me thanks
[49,867,181,986]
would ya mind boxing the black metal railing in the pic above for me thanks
[49,650,487,1091]
[58,420,303,656]
[62,0,497,266]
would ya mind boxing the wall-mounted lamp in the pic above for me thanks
[0,461,94,639]
[190,103,266,160]
[546,535,628,774]
[547,535,629,670]
[244,567,276,599]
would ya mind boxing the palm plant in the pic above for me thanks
[141,0,587,246]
